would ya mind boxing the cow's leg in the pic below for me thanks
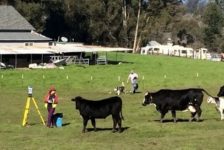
[82,118,89,133]
[112,115,117,133]
[218,108,224,120]
[117,116,122,133]
[195,106,202,122]
[160,110,167,123]
[222,111,224,120]
[215,107,219,113]
[189,112,197,122]
[91,118,96,131]
[171,110,177,123]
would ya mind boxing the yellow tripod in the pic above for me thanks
[22,96,46,126]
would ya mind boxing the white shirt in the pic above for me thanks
[128,73,138,83]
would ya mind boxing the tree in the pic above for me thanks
[63,0,90,43]
[5,0,211,49]
[15,1,46,33]
[133,0,141,53]
[134,0,185,50]
[81,0,123,46]
[183,0,207,13]
[42,0,68,40]
[0,0,15,5]
[202,3,224,51]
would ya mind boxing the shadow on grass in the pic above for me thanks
[126,91,142,95]
[108,60,134,65]
[86,126,130,133]
[152,118,205,123]
[62,123,71,126]
[134,91,142,94]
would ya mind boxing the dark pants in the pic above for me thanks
[47,104,55,127]
[131,79,138,93]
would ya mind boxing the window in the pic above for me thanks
[182,50,187,54]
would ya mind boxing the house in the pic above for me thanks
[0,5,52,67]
[0,5,52,44]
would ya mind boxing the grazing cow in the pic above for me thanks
[71,96,124,133]
[217,86,224,97]
[142,88,212,123]
[207,96,224,120]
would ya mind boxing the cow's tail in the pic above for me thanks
[119,97,124,120]
[120,111,124,120]
[201,88,215,98]
[120,110,124,120]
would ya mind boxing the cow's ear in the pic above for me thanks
[76,96,82,100]
[71,98,75,102]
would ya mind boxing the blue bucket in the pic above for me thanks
[53,113,63,127]
[56,117,62,127]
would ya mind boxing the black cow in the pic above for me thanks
[142,88,212,123]
[217,85,224,96]
[71,96,124,133]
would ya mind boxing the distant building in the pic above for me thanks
[0,5,52,67]
[140,40,208,59]
[0,5,51,44]
[0,5,132,68]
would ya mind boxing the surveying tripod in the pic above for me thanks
[22,86,45,126]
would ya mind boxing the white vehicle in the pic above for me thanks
[207,53,221,62]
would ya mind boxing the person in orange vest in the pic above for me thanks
[44,86,58,128]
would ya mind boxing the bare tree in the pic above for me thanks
[133,0,141,53]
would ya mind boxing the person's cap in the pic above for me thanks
[49,86,56,91]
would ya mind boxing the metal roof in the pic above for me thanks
[0,5,35,30]
[0,43,132,55]
[148,41,161,46]
[0,46,53,54]
[53,43,132,53]
[0,31,51,41]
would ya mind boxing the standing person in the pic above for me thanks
[44,86,58,128]
[127,70,139,93]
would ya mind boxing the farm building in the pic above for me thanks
[0,5,132,68]
[140,40,208,59]
[0,5,52,67]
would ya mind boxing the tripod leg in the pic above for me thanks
[22,97,31,126]
[32,98,46,126]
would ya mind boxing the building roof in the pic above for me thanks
[0,31,51,42]
[52,43,133,53]
[0,5,35,30]
[0,45,53,54]
[0,43,132,55]
[148,41,161,46]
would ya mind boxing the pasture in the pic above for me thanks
[0,53,224,150]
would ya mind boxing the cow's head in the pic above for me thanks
[207,96,216,104]
[142,92,152,106]
[207,96,219,104]
[71,96,83,109]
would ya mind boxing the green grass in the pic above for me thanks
[1,53,224,150]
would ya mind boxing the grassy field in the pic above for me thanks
[1,53,224,150]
